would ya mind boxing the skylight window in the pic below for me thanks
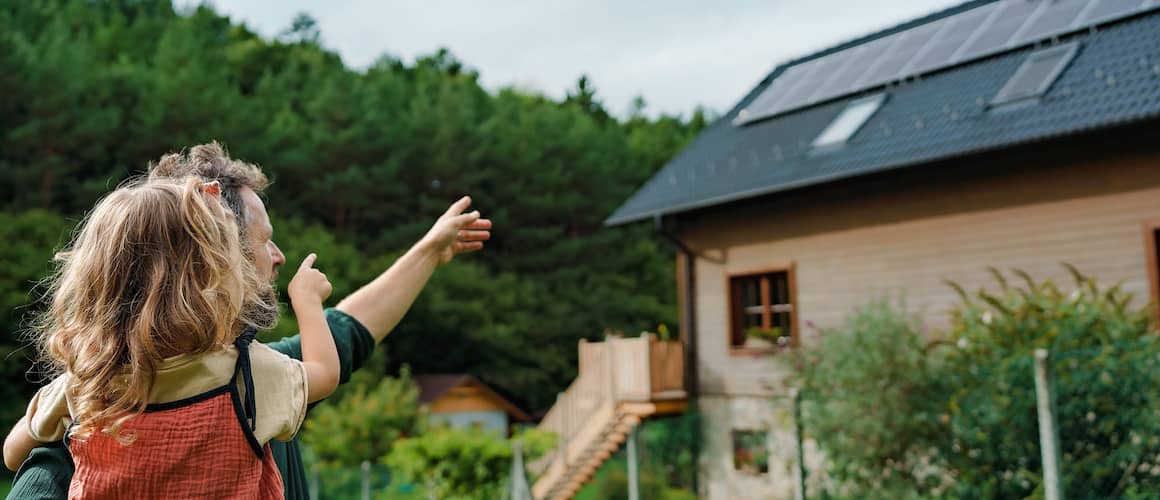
[811,94,885,150]
[991,42,1079,106]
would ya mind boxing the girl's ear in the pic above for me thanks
[200,181,222,197]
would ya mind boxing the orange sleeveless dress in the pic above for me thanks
[60,329,288,499]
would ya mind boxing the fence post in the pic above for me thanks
[1034,349,1064,500]
[627,424,640,500]
[509,440,533,500]
[310,463,319,500]
[791,388,806,500]
[361,460,371,500]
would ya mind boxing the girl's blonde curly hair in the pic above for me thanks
[33,176,274,442]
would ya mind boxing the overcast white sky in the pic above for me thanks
[180,0,962,117]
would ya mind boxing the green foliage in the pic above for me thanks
[943,267,1160,498]
[384,426,553,500]
[640,412,700,490]
[795,268,1160,498]
[591,467,669,500]
[0,210,72,336]
[575,455,696,500]
[302,368,424,468]
[793,300,952,498]
[0,211,73,424]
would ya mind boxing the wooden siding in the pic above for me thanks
[680,152,1160,396]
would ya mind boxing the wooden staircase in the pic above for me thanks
[530,334,687,500]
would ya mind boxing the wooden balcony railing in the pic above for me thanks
[530,334,686,498]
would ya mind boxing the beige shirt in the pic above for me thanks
[26,342,308,445]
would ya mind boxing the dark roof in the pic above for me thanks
[607,2,1160,226]
[415,374,469,404]
[413,373,532,422]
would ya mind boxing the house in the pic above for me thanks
[414,374,531,435]
[605,0,1160,498]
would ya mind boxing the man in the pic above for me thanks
[7,142,492,499]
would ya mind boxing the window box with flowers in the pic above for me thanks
[729,265,797,354]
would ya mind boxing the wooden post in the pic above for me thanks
[627,424,640,500]
[1034,349,1064,500]
[791,388,806,500]
[361,460,371,500]
[606,337,618,402]
[557,392,569,467]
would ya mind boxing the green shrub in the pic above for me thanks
[384,426,553,500]
[942,266,1160,498]
[303,367,424,468]
[794,265,1160,498]
[793,300,951,498]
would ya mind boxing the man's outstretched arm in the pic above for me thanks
[335,196,491,341]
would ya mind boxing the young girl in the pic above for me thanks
[2,177,340,499]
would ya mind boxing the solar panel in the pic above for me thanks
[811,36,897,102]
[801,49,860,103]
[853,24,941,88]
[741,59,826,122]
[733,55,835,122]
[1012,0,1093,44]
[1077,0,1147,25]
[763,61,831,116]
[991,42,1079,105]
[906,3,999,76]
[736,0,1158,125]
[957,0,1044,61]
[733,64,812,124]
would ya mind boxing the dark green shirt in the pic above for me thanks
[7,308,376,500]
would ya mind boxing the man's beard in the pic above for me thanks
[243,279,280,330]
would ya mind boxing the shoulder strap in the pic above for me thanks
[231,326,265,458]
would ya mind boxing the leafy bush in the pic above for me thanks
[592,467,669,500]
[793,300,951,498]
[795,266,1160,498]
[303,367,424,468]
[942,266,1160,498]
[639,411,700,490]
[384,426,554,500]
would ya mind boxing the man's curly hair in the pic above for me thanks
[148,142,270,240]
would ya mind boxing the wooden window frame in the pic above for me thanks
[726,263,798,356]
[1143,220,1160,321]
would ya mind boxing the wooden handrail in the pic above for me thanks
[531,334,686,480]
